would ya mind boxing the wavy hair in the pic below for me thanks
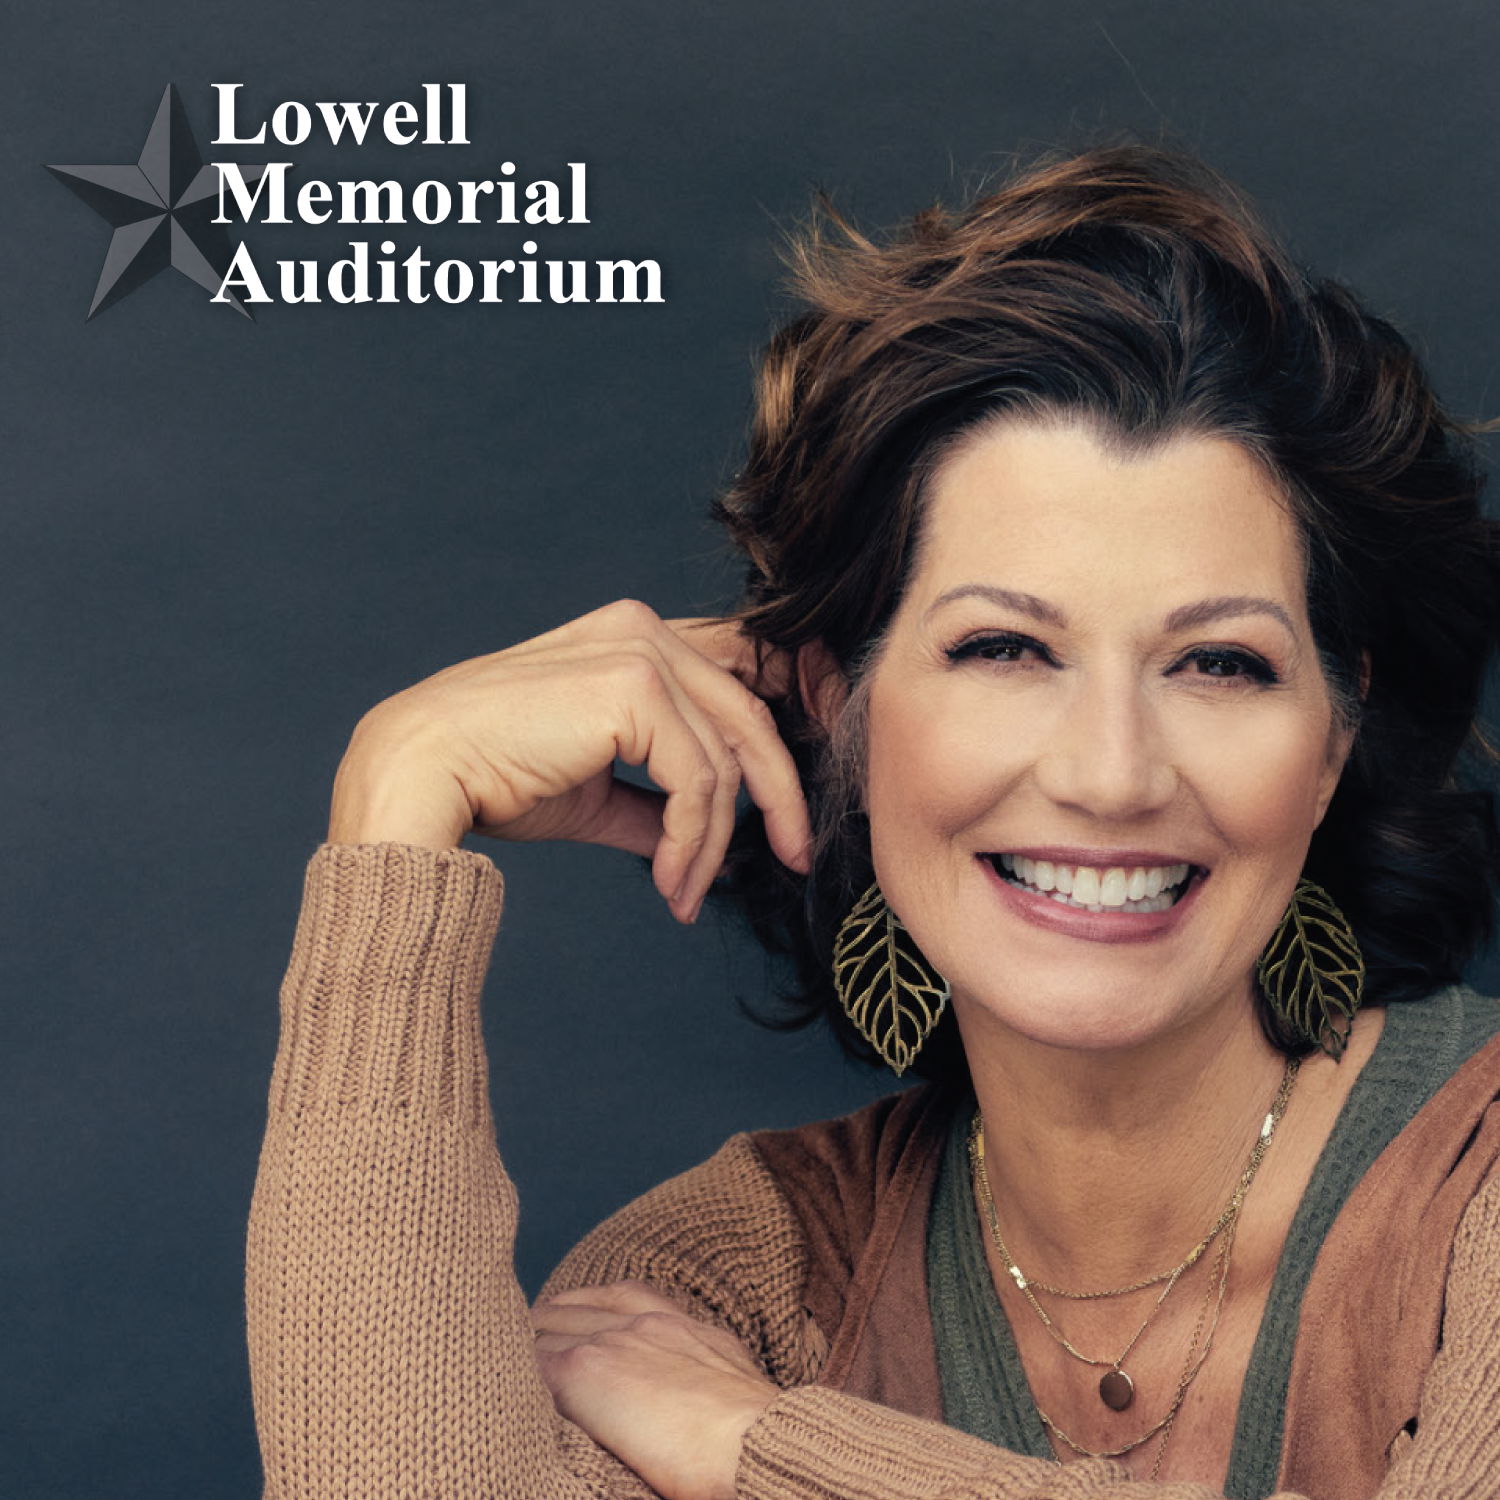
[705,140,1500,1076]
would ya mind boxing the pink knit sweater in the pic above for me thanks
[246,842,1500,1499]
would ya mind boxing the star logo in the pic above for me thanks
[47,84,266,321]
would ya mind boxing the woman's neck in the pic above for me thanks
[958,985,1292,1292]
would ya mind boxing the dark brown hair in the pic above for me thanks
[704,141,1500,1076]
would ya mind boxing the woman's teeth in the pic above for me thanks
[991,853,1194,914]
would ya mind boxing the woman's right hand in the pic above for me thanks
[327,599,814,924]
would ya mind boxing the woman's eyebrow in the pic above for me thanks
[925,585,1065,626]
[925,584,1296,638]
[1164,595,1297,637]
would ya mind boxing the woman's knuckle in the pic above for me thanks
[633,1310,683,1336]
[609,649,667,699]
[598,597,659,632]
[563,1340,611,1374]
[745,696,778,734]
[686,765,720,800]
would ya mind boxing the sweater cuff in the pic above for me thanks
[738,1385,1104,1499]
[267,841,505,1126]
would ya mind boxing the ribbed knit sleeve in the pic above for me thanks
[246,842,621,1500]
[245,842,821,1500]
[736,1170,1500,1500]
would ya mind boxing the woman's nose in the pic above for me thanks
[1031,669,1178,819]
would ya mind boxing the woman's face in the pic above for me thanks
[848,415,1356,1055]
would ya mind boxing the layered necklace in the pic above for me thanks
[966,1056,1299,1476]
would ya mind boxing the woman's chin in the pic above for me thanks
[952,980,1192,1057]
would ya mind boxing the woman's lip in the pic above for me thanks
[977,854,1206,945]
[985,846,1207,870]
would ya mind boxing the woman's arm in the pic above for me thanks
[247,841,564,1498]
[245,841,638,1499]
[248,603,816,1498]
[246,839,829,1500]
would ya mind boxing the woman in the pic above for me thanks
[246,144,1500,1499]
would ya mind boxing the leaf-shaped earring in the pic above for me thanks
[1255,876,1365,1059]
[832,882,951,1077]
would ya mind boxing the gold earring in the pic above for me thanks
[832,882,950,1076]
[1256,877,1365,1059]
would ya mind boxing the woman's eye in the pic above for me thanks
[945,632,1050,666]
[1176,649,1279,685]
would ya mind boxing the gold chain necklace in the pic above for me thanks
[967,1055,1299,1417]
[1020,1194,1234,1301]
[1043,1209,1237,1478]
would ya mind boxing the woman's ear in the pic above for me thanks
[797,639,849,735]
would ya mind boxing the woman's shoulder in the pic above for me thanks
[1332,981,1500,1235]
[1377,979,1500,1128]
[1320,982,1499,1205]
[1280,983,1500,1493]
[743,1081,962,1244]
[539,1128,801,1292]
[534,1083,959,1383]
[1425,977,1500,1052]
[540,1082,952,1286]
[1404,978,1500,1157]
[744,1080,955,1177]
[536,1124,827,1383]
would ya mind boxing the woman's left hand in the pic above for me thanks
[532,1280,780,1500]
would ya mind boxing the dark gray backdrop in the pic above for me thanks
[7,3,1498,1496]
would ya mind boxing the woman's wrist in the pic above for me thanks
[326,790,467,850]
[327,711,474,850]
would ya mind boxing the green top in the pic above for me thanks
[926,984,1500,1500]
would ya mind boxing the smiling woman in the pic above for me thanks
[246,142,1500,1500]
[822,421,1354,1063]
